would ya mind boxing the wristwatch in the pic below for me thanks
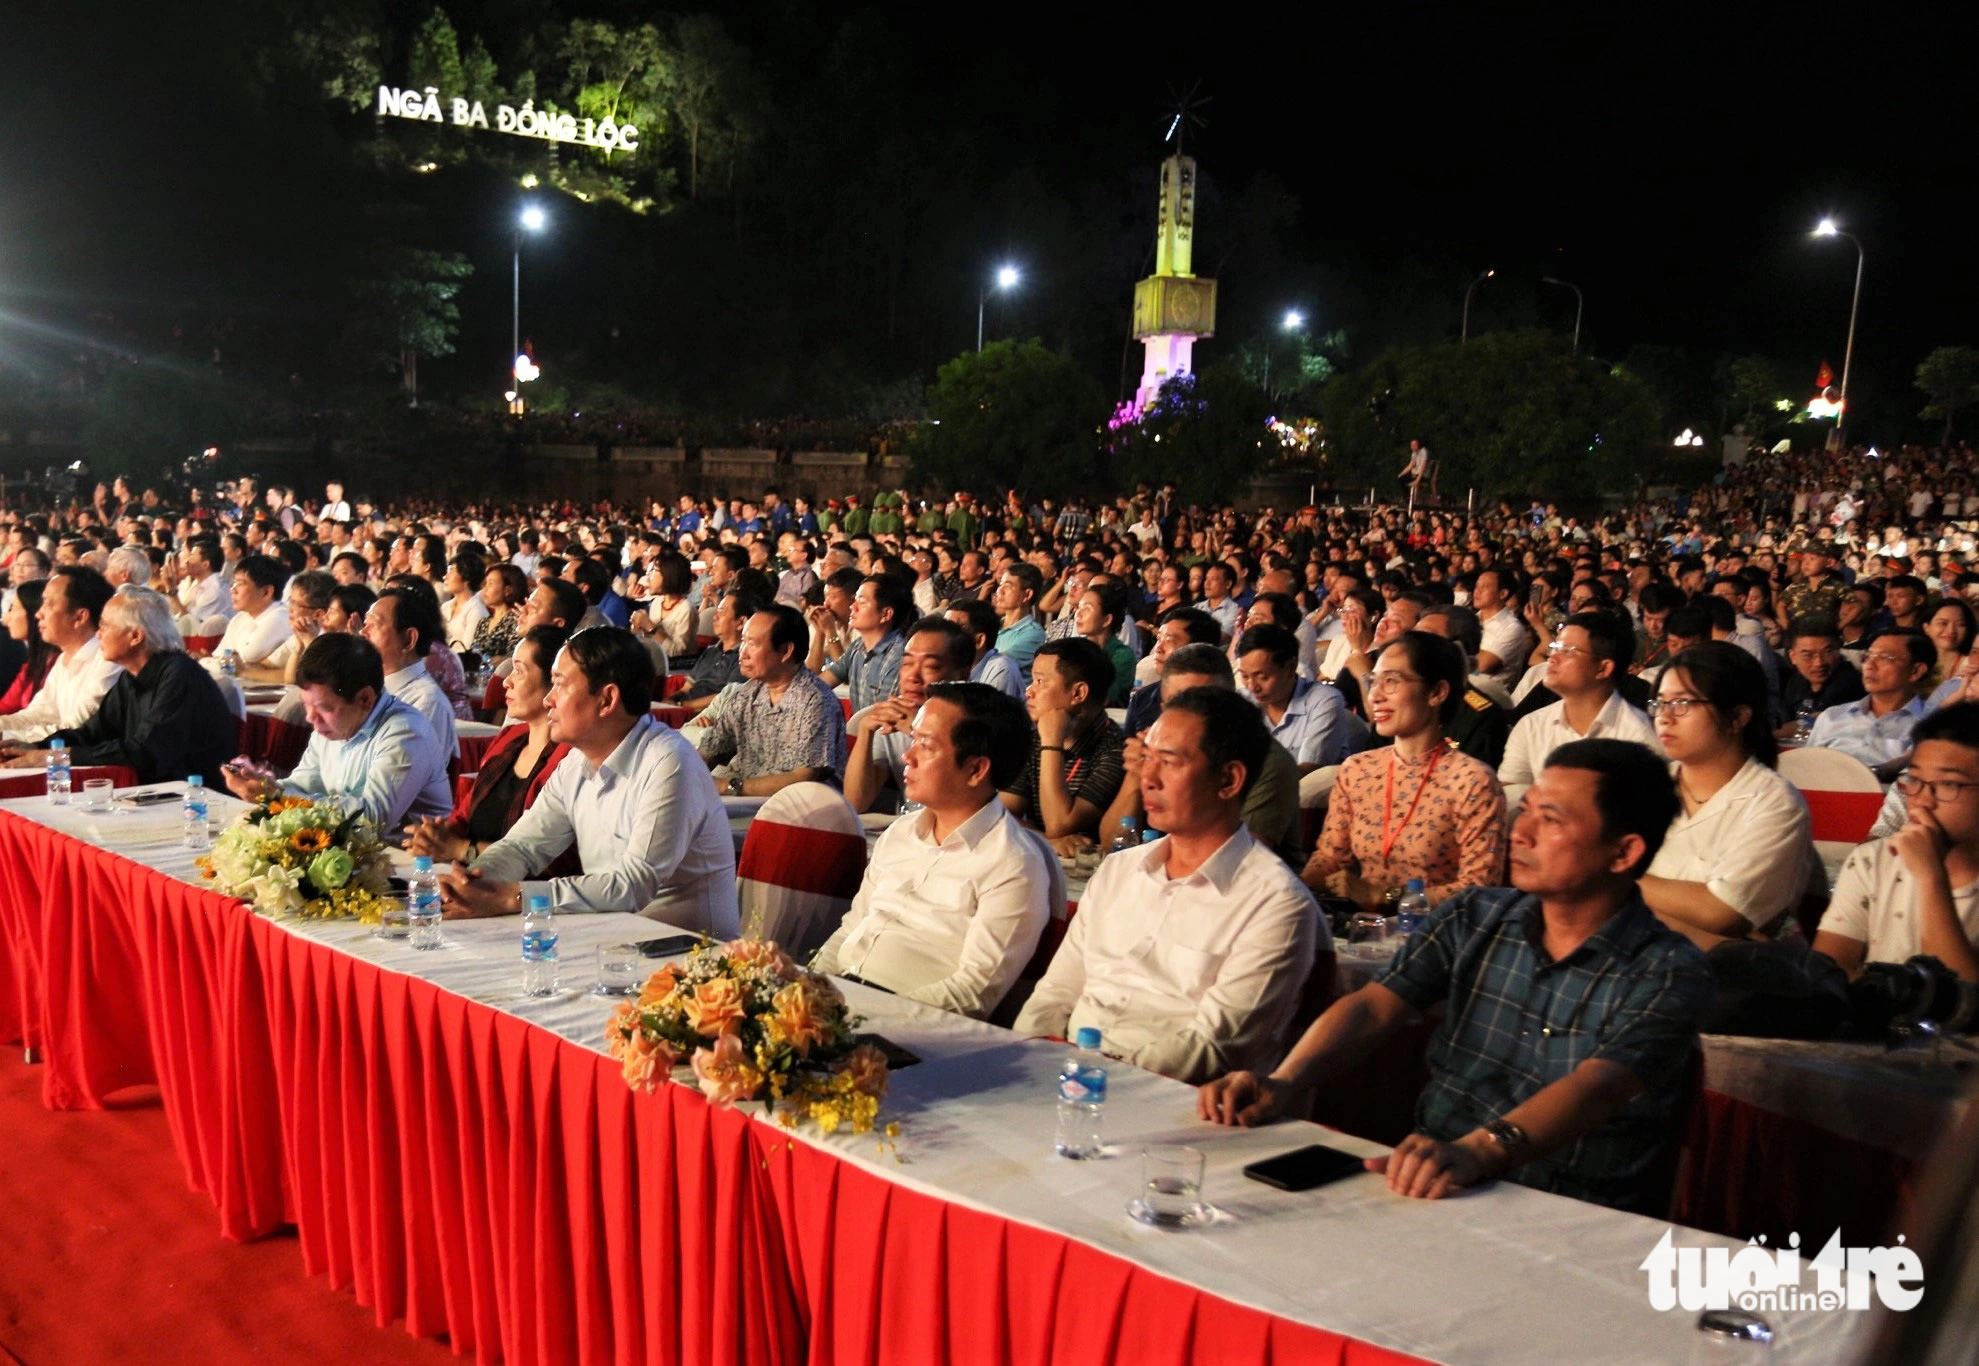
[1483,1118,1529,1156]
[727,775,745,796]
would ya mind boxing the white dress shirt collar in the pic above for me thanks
[1134,822,1255,896]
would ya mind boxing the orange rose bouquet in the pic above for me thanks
[603,937,894,1137]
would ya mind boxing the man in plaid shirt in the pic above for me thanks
[1200,738,1711,1211]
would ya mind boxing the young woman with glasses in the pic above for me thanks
[1640,641,1820,950]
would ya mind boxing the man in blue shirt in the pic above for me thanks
[1806,629,1932,780]
[1200,739,1712,1212]
[821,573,913,713]
[224,633,452,829]
[991,563,1046,687]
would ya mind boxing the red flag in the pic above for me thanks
[1815,361,1834,389]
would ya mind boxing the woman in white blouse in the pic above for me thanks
[1640,641,1817,950]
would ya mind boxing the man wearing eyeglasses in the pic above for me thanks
[1814,702,1979,982]
[1805,630,1932,781]
[1498,613,1659,787]
[1775,615,1865,738]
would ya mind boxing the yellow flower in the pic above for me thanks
[290,828,331,854]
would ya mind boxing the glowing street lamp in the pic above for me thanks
[1811,218,1865,446]
[978,264,1021,352]
[511,202,548,412]
[1282,308,1305,332]
[1461,269,1496,345]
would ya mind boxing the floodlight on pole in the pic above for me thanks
[1810,218,1865,446]
[1461,269,1496,346]
[511,203,548,413]
[1282,309,1305,331]
[1539,277,1584,356]
[978,263,1022,351]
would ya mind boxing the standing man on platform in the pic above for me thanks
[1200,739,1711,1211]
[442,628,739,935]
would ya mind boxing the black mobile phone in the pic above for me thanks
[122,790,183,806]
[635,934,700,958]
[1242,1144,1367,1192]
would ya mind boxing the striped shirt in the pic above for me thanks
[1375,886,1711,1209]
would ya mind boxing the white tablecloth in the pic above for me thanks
[15,784,1872,1365]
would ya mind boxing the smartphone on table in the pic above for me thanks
[1241,1144,1368,1192]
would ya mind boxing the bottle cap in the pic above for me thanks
[187,774,203,787]
[527,894,551,912]
[1406,877,1426,893]
[49,738,64,751]
[1074,1027,1102,1051]
[412,855,434,872]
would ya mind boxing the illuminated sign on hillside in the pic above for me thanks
[376,86,640,154]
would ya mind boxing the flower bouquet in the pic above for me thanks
[604,938,895,1138]
[197,796,396,923]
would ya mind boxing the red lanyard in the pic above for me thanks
[1379,746,1444,864]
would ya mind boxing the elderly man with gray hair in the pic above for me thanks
[105,545,154,589]
[6,586,236,785]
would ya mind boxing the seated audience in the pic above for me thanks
[700,603,848,795]
[0,565,121,743]
[225,633,453,827]
[1414,604,1513,768]
[324,582,376,635]
[1235,624,1352,772]
[1814,702,1979,982]
[1072,579,1138,707]
[0,581,58,716]
[259,569,336,685]
[2,587,233,784]
[1302,631,1508,907]
[820,573,912,712]
[674,588,753,711]
[407,626,575,868]
[630,552,695,658]
[992,562,1046,685]
[1499,612,1658,786]
[472,563,529,659]
[843,617,976,813]
[440,550,490,652]
[1099,643,1306,867]
[1805,629,1931,778]
[215,555,293,667]
[945,596,1025,701]
[815,682,1054,1018]
[1016,686,1322,1083]
[383,574,473,719]
[1123,606,1220,736]
[1641,643,1815,949]
[363,586,457,760]
[1200,739,1711,1212]
[1776,614,1865,735]
[1002,636,1127,846]
[443,627,739,935]
[1926,598,1977,691]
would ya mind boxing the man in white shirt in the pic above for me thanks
[321,482,352,523]
[443,627,739,935]
[1815,702,1979,980]
[1471,568,1533,695]
[843,617,976,813]
[224,634,452,828]
[0,565,123,743]
[1805,630,1932,780]
[1194,562,1242,643]
[1015,686,1322,1084]
[176,536,229,627]
[363,586,457,761]
[1500,612,1659,786]
[816,682,1055,1018]
[215,556,293,666]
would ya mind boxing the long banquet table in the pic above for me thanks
[0,787,1870,1364]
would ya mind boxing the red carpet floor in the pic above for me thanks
[0,1056,451,1364]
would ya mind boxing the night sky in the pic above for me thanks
[2,2,1971,424]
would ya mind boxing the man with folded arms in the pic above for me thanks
[815,682,1053,1018]
[1015,687,1321,1084]
[1200,739,1711,1211]
[0,564,122,744]
[442,627,739,935]
[224,634,453,828]
[843,617,976,813]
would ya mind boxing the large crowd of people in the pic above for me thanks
[2,437,1976,1212]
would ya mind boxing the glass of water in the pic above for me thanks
[375,898,411,940]
[1348,911,1394,952]
[81,778,115,813]
[594,942,644,996]
[1130,1145,1208,1228]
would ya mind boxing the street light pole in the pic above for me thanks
[1540,277,1583,356]
[1813,220,1864,446]
[511,203,547,413]
[977,264,1021,351]
[1268,308,1305,395]
[1461,269,1495,346]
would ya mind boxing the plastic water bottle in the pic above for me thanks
[1792,701,1818,745]
[520,894,559,996]
[182,775,211,850]
[1395,877,1431,939]
[1108,816,1139,857]
[1054,1027,1107,1159]
[406,855,443,950]
[218,649,239,679]
[45,740,70,806]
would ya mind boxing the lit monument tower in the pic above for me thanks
[1131,153,1218,410]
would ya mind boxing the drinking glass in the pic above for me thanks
[375,898,411,940]
[1129,1145,1208,1228]
[1348,911,1394,952]
[81,778,115,813]
[594,942,644,996]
